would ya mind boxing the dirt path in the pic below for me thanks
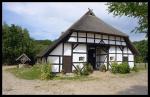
[2,66,148,95]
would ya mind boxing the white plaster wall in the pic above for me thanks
[68,37,77,42]
[123,54,128,57]
[109,36,115,40]
[59,65,62,72]
[78,32,86,37]
[122,42,126,46]
[116,41,121,45]
[129,62,134,68]
[109,46,115,53]
[72,63,84,70]
[50,43,62,55]
[64,43,71,56]
[73,54,87,62]
[95,34,101,38]
[47,56,59,64]
[52,65,59,72]
[95,39,100,43]
[117,62,122,64]
[109,54,115,61]
[128,55,134,61]
[78,38,86,42]
[87,38,94,43]
[103,35,108,39]
[103,40,108,44]
[87,33,94,38]
[71,32,77,36]
[73,44,86,52]
[109,40,115,45]
[117,46,122,53]
[117,54,122,61]
[128,48,132,54]
[123,47,128,53]
[121,37,125,41]
[116,37,120,40]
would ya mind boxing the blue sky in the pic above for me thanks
[2,2,146,42]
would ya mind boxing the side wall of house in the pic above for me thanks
[46,31,134,72]
[68,32,134,69]
[109,46,134,68]
[72,44,87,70]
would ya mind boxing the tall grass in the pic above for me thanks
[6,65,41,80]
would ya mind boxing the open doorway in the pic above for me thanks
[87,45,96,70]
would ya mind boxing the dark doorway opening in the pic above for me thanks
[63,56,72,73]
[88,45,96,70]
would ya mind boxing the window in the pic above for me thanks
[79,57,84,61]
[110,56,114,61]
[123,57,128,62]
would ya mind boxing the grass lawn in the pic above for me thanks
[5,65,41,80]
[5,65,94,81]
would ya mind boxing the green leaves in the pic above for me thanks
[133,40,148,63]
[106,2,148,36]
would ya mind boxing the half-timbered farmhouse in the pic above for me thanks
[37,9,139,73]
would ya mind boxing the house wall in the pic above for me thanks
[46,31,135,72]
[72,44,87,70]
[50,43,63,55]
[108,46,134,69]
[68,32,126,46]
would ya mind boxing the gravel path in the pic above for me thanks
[2,66,148,95]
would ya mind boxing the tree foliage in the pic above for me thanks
[2,23,53,65]
[133,39,148,63]
[106,2,148,36]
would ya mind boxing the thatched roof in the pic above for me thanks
[37,9,139,57]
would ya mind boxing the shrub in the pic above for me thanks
[73,63,93,76]
[84,63,93,73]
[73,65,82,75]
[82,66,89,75]
[99,64,106,72]
[118,62,130,74]
[111,62,130,74]
[111,62,119,74]
[132,66,139,72]
[40,63,53,80]
[87,63,93,73]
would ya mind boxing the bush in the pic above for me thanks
[132,66,139,72]
[99,64,106,72]
[73,63,93,76]
[111,62,119,74]
[118,62,130,74]
[73,65,82,75]
[40,63,53,80]
[111,62,130,74]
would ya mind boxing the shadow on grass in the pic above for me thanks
[117,85,148,95]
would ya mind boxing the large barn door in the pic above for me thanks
[63,56,72,73]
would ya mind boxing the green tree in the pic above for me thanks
[106,2,148,36]
[133,39,148,63]
[2,22,53,65]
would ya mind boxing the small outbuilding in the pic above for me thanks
[16,53,31,68]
